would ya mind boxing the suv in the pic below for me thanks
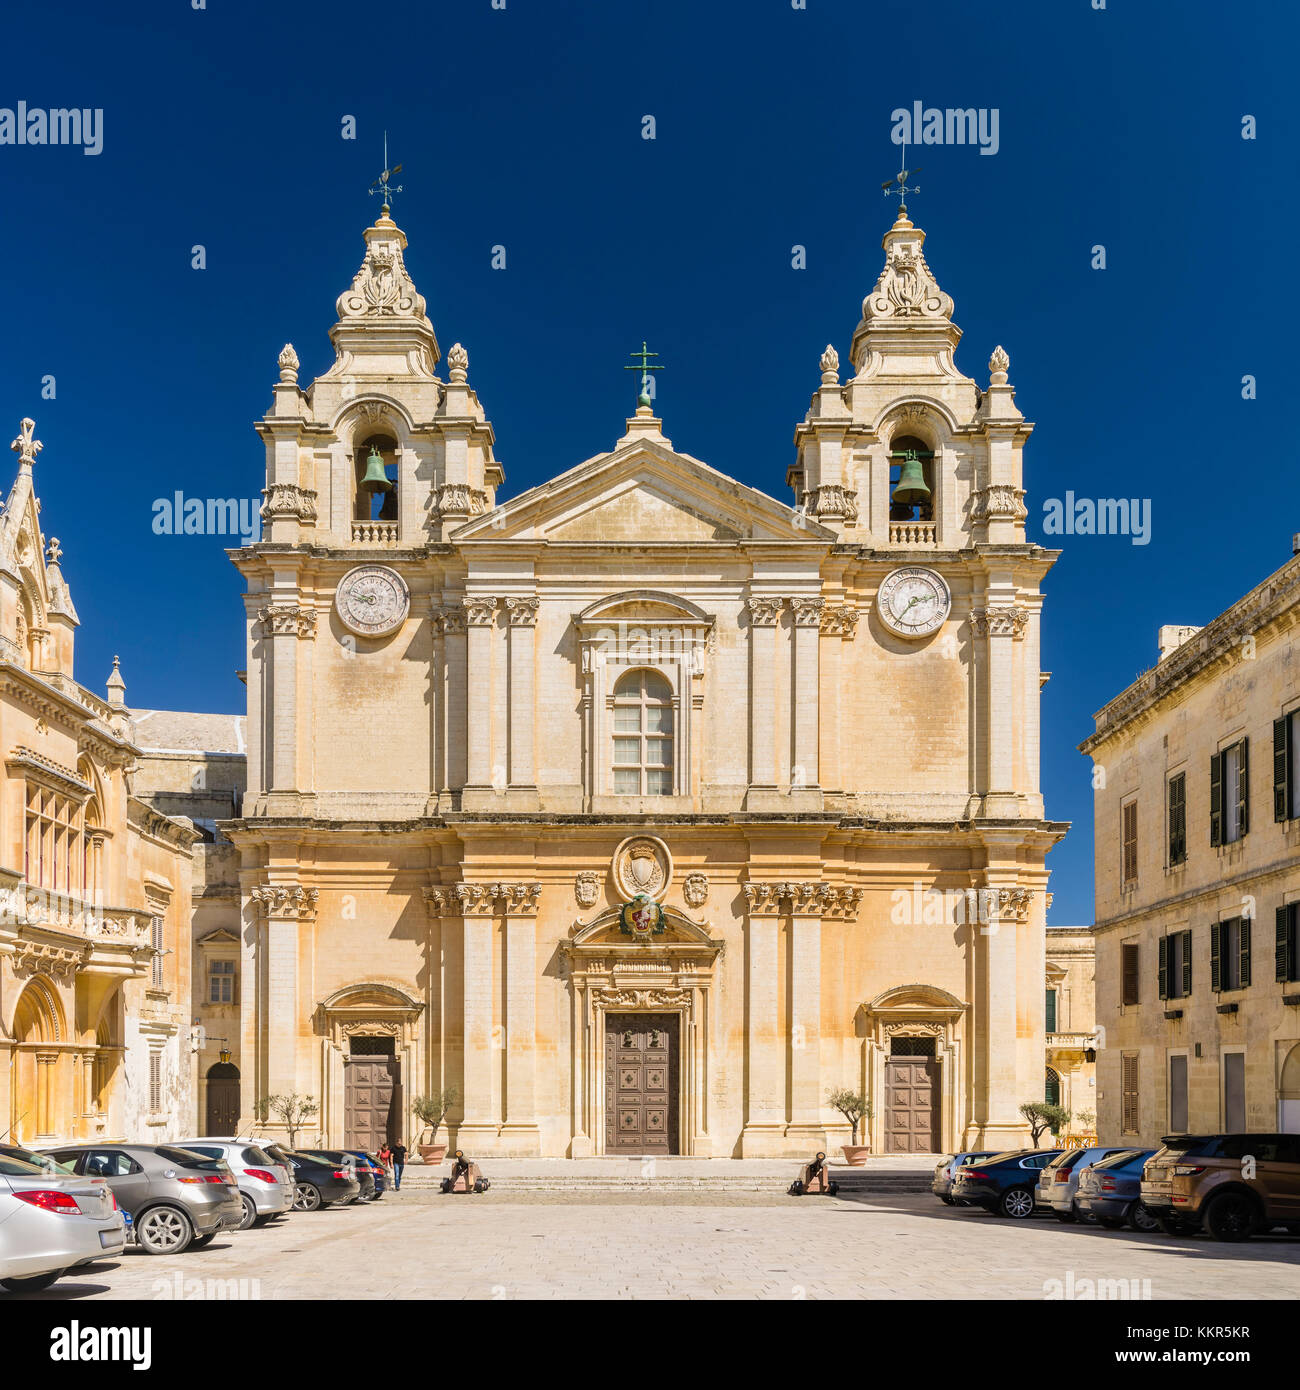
[1140,1133,1300,1241]
[950,1149,1064,1218]
[1037,1145,1136,1222]
[173,1139,292,1229]
[44,1144,243,1255]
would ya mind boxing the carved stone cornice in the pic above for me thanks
[260,483,318,524]
[971,605,1029,639]
[592,986,691,1009]
[745,597,784,626]
[970,484,1027,522]
[257,604,317,639]
[11,937,87,976]
[436,484,490,518]
[426,882,542,916]
[804,484,859,520]
[820,604,860,637]
[431,604,467,635]
[505,597,539,627]
[250,885,319,919]
[742,881,865,918]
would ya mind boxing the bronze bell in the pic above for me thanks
[361,446,394,493]
[891,449,932,508]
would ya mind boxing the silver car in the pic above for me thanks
[1038,1145,1136,1222]
[173,1139,292,1229]
[45,1144,243,1255]
[0,1151,126,1294]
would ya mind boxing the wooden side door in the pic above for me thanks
[884,1056,940,1153]
[344,1058,397,1151]
[605,1013,678,1154]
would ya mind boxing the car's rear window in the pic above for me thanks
[180,1144,224,1160]
[1093,1149,1146,1170]
[0,1154,47,1176]
[242,1146,273,1166]
[155,1146,221,1168]
[4,1148,75,1174]
[981,1151,1023,1164]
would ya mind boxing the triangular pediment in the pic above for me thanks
[453,441,834,545]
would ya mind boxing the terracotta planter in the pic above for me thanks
[841,1145,870,1166]
[418,1143,448,1164]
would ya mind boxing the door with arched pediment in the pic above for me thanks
[605,1014,678,1154]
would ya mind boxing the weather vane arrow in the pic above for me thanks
[369,130,403,214]
[882,140,921,215]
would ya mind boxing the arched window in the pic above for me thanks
[354,433,399,523]
[1045,1067,1061,1107]
[612,669,674,795]
[888,433,935,522]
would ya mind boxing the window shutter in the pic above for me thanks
[1210,920,1221,992]
[1240,915,1251,988]
[1158,934,1169,999]
[1209,752,1223,846]
[1278,905,1293,984]
[1181,929,1193,995]
[1276,717,1292,822]
[1168,774,1186,865]
[1122,943,1139,1005]
[1238,738,1249,836]
[1045,989,1057,1032]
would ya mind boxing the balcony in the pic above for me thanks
[351,520,399,545]
[888,520,937,546]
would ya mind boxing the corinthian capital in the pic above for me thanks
[250,885,319,919]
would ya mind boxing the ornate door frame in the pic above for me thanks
[561,907,723,1157]
[317,983,423,1147]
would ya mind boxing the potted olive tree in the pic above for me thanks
[828,1087,873,1165]
[412,1088,458,1163]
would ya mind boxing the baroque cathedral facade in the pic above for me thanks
[220,201,1063,1158]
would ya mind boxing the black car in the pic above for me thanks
[276,1149,360,1212]
[298,1150,375,1203]
[949,1149,1064,1218]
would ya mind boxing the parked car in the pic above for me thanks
[173,1139,292,1229]
[950,1149,1064,1218]
[0,1144,77,1176]
[276,1150,360,1212]
[1140,1133,1300,1241]
[1037,1145,1137,1223]
[932,1151,998,1204]
[43,1144,243,1255]
[1075,1148,1159,1231]
[0,1151,126,1294]
[343,1150,387,1199]
[299,1150,375,1203]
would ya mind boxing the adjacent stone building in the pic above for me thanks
[1044,925,1098,1136]
[1081,547,1300,1145]
[211,201,1065,1158]
[0,421,198,1148]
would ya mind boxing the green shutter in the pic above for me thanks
[1240,915,1251,988]
[1045,989,1057,1032]
[1169,773,1186,864]
[1182,929,1193,995]
[1210,920,1222,992]
[1158,933,1169,999]
[1239,739,1249,836]
[1279,905,1294,984]
[1210,752,1223,846]
[1276,717,1292,822]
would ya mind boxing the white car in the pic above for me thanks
[0,1150,126,1294]
[173,1139,293,1229]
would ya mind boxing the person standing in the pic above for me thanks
[390,1139,406,1191]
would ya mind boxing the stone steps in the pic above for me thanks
[394,1171,933,1194]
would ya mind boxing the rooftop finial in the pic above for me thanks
[624,340,665,411]
[881,141,921,220]
[10,417,41,467]
[368,131,404,217]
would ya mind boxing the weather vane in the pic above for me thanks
[369,131,404,215]
[624,341,665,407]
[881,141,921,216]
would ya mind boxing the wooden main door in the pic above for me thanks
[884,1055,940,1153]
[605,1013,679,1154]
[344,1056,399,1151]
[204,1064,240,1135]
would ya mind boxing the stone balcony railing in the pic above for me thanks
[0,879,153,943]
[351,520,399,545]
[888,520,937,546]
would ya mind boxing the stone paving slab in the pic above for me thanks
[10,1192,1297,1302]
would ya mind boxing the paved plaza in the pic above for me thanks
[10,1188,1299,1301]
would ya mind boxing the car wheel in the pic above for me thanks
[999,1186,1035,1219]
[1055,1208,1077,1223]
[1128,1201,1160,1234]
[939,1195,956,1205]
[1155,1210,1198,1237]
[1097,1215,1125,1229]
[239,1194,258,1230]
[136,1205,194,1255]
[1203,1192,1259,1243]
[1,1269,64,1293]
[293,1183,322,1212]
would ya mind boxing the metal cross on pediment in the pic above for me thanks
[624,340,665,407]
[368,131,404,214]
[881,142,921,215]
[10,417,41,465]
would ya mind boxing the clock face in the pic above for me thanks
[877,566,951,639]
[335,565,410,638]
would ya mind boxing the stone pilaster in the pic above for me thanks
[505,599,538,797]
[739,881,785,1154]
[745,598,781,808]
[249,884,318,1109]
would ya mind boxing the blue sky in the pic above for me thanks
[0,0,1291,925]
